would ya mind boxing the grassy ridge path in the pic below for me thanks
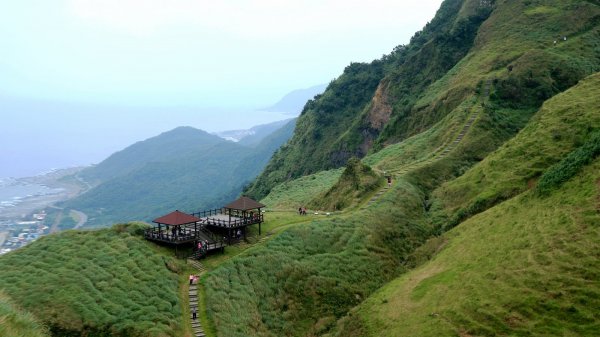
[363,78,493,208]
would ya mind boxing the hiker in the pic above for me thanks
[192,307,197,320]
[298,207,302,215]
[189,274,194,285]
[387,176,392,187]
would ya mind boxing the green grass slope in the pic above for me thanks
[309,158,383,211]
[260,168,343,210]
[0,292,49,337]
[0,223,185,337]
[247,0,600,202]
[331,72,600,336]
[431,72,600,230]
[334,158,599,337]
[204,177,431,337]
[244,0,493,200]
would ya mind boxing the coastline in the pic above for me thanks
[0,167,88,221]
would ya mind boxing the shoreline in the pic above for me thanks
[0,167,88,222]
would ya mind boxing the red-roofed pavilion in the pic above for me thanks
[145,196,266,258]
[144,210,225,255]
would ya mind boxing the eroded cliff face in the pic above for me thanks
[366,82,394,130]
[358,81,394,155]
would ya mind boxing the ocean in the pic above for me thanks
[0,177,64,214]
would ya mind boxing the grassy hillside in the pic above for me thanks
[330,72,600,336]
[334,158,599,337]
[0,223,185,337]
[244,0,495,200]
[0,292,49,337]
[431,72,600,231]
[246,0,600,202]
[309,158,383,211]
[203,1,600,336]
[204,176,431,337]
[260,169,343,210]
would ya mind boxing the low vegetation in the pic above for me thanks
[431,73,600,230]
[204,177,430,337]
[334,160,600,336]
[309,158,383,211]
[260,169,343,210]
[0,223,185,337]
[0,292,49,337]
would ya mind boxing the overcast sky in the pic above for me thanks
[1,0,443,177]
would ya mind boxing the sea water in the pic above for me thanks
[0,177,63,212]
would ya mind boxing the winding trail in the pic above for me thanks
[363,78,493,208]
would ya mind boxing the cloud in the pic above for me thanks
[67,0,442,38]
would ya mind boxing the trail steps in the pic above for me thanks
[187,259,207,337]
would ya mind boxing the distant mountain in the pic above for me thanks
[214,118,295,146]
[262,84,327,114]
[63,122,294,227]
[80,127,223,185]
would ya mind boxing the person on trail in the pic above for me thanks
[189,274,194,285]
[299,207,302,215]
[192,307,197,320]
[302,207,307,215]
[387,176,392,187]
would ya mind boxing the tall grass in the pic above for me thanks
[204,178,430,337]
[0,292,49,337]
[0,223,184,337]
[335,159,600,336]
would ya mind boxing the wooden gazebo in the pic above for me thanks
[192,196,265,244]
[144,210,202,244]
[144,210,226,256]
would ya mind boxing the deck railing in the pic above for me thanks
[191,208,225,218]
[144,227,197,243]
[202,214,264,229]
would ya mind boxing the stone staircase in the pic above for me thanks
[364,184,390,208]
[362,78,493,208]
[187,258,207,337]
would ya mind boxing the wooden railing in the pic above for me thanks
[202,214,264,229]
[144,227,197,243]
[191,208,225,218]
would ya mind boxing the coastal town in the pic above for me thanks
[0,211,49,255]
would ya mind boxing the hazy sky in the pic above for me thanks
[1,0,443,177]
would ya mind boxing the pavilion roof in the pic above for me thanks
[224,196,266,211]
[153,210,201,226]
